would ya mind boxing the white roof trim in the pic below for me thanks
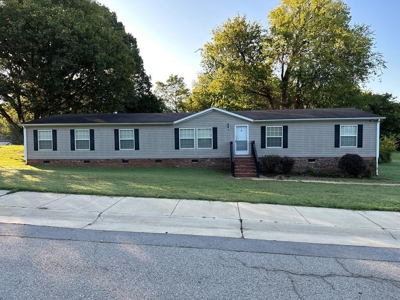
[20,122,174,127]
[173,107,253,124]
[251,117,384,122]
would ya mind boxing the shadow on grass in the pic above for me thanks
[0,164,399,211]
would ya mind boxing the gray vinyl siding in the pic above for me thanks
[173,110,246,158]
[254,120,377,157]
[25,110,378,160]
[25,111,249,159]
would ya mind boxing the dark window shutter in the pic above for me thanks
[52,130,57,151]
[33,130,38,151]
[212,127,218,149]
[357,124,363,148]
[70,129,75,151]
[261,126,266,148]
[283,126,288,148]
[174,128,179,150]
[134,129,140,150]
[334,125,340,148]
[90,129,95,151]
[114,129,119,150]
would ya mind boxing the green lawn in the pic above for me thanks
[288,151,400,183]
[0,145,399,211]
[378,151,400,182]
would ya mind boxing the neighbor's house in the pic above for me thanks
[21,107,384,176]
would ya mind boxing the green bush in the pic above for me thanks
[338,154,368,177]
[281,156,295,174]
[260,155,281,174]
[260,155,295,175]
[379,135,398,163]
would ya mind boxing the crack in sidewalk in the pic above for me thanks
[83,197,125,229]
[294,206,311,224]
[356,211,398,241]
[170,199,181,216]
[237,202,244,238]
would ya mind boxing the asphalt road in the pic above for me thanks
[1,223,400,300]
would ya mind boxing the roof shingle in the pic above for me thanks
[24,112,194,125]
[22,108,383,125]
[234,108,382,120]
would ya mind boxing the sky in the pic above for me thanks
[98,0,400,101]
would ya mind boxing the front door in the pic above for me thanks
[235,125,249,155]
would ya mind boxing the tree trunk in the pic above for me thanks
[280,67,290,109]
[0,107,24,139]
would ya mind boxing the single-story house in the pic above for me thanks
[21,107,384,176]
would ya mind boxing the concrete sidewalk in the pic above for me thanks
[0,190,399,248]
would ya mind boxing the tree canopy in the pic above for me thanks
[190,0,386,111]
[268,0,385,108]
[189,16,276,111]
[356,93,400,139]
[0,0,162,136]
[154,75,190,112]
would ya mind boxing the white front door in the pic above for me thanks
[235,125,249,155]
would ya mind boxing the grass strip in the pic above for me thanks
[1,146,399,211]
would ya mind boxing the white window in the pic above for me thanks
[75,129,90,150]
[197,128,212,149]
[266,126,283,148]
[119,129,134,150]
[340,125,357,147]
[38,130,52,150]
[179,128,195,149]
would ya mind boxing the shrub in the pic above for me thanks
[281,156,295,174]
[338,154,368,177]
[379,135,398,163]
[260,155,295,175]
[260,155,281,174]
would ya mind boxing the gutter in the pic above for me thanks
[23,126,27,164]
[376,119,381,176]
[20,122,176,127]
[252,117,383,123]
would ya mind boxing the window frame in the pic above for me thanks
[196,127,213,149]
[119,129,135,150]
[266,126,283,148]
[38,130,53,151]
[179,128,195,149]
[75,129,90,150]
[340,125,357,148]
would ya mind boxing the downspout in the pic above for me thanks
[376,119,380,176]
[23,126,27,164]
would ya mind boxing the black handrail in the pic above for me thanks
[230,141,235,177]
[251,141,260,178]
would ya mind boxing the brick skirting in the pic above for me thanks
[27,158,231,171]
[28,156,376,174]
[291,157,376,174]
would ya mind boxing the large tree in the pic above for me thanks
[154,75,190,112]
[190,15,277,111]
[0,0,161,137]
[190,0,385,111]
[268,0,385,108]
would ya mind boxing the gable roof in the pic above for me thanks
[173,107,253,123]
[22,107,383,126]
